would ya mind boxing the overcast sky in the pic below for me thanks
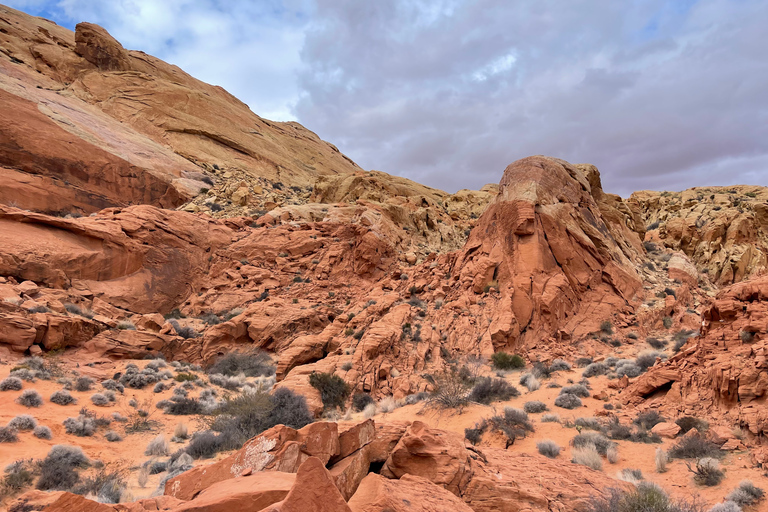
[7,0,768,196]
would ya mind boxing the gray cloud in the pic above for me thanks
[8,0,768,195]
[295,0,768,195]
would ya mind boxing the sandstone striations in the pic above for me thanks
[3,4,768,512]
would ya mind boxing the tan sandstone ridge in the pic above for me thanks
[633,186,768,285]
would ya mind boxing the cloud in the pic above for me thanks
[6,0,768,195]
[294,0,768,195]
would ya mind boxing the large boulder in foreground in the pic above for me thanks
[348,473,474,512]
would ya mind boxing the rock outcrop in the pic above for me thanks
[26,419,618,512]
[623,275,768,438]
[633,186,768,285]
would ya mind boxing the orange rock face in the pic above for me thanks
[623,275,768,439]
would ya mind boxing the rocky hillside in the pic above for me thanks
[3,4,768,512]
[633,185,768,285]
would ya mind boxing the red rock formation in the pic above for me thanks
[623,275,768,438]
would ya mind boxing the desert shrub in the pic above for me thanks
[378,396,398,413]
[633,410,664,430]
[64,303,94,319]
[90,393,110,407]
[74,376,93,392]
[549,359,572,372]
[537,440,561,458]
[0,377,23,391]
[575,357,593,367]
[309,372,349,410]
[404,391,429,404]
[575,417,603,431]
[606,445,619,463]
[616,363,642,378]
[7,415,36,431]
[172,387,189,398]
[669,434,723,459]
[0,426,18,443]
[739,330,755,343]
[33,425,52,440]
[586,482,705,512]
[676,416,708,434]
[554,393,582,409]
[469,377,519,404]
[572,432,615,456]
[620,468,643,482]
[105,431,122,442]
[688,457,724,486]
[582,363,608,378]
[71,468,125,503]
[186,430,223,459]
[1,460,35,495]
[531,362,553,379]
[352,392,374,412]
[36,445,89,491]
[9,368,36,382]
[363,403,377,419]
[164,397,203,415]
[726,480,764,507]
[424,366,472,409]
[174,372,198,382]
[464,425,484,445]
[522,374,541,392]
[207,350,275,377]
[636,351,665,371]
[605,417,632,440]
[491,352,525,370]
[101,379,124,393]
[542,413,560,423]
[63,415,96,437]
[655,447,668,473]
[50,389,76,406]
[153,382,166,393]
[572,445,603,470]
[524,401,548,413]
[16,389,42,408]
[600,321,613,334]
[561,384,590,398]
[204,388,312,455]
[662,316,673,329]
[145,434,169,456]
[709,503,742,512]
[646,337,668,349]
[120,366,160,389]
[486,407,534,444]
[168,319,199,339]
[174,422,189,440]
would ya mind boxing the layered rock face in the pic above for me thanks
[453,156,645,348]
[0,155,652,407]
[622,275,768,437]
[633,186,768,285]
[0,5,360,214]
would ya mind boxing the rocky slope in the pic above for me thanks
[2,4,768,512]
[633,185,768,285]
[623,276,768,446]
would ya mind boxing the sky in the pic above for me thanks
[6,0,768,196]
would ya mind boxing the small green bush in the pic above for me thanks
[491,352,525,370]
[309,372,349,410]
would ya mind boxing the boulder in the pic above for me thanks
[348,473,474,512]
[651,422,681,439]
[257,457,351,512]
[381,421,470,496]
[171,471,295,512]
[0,313,37,352]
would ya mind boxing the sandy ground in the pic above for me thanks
[1,356,764,509]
